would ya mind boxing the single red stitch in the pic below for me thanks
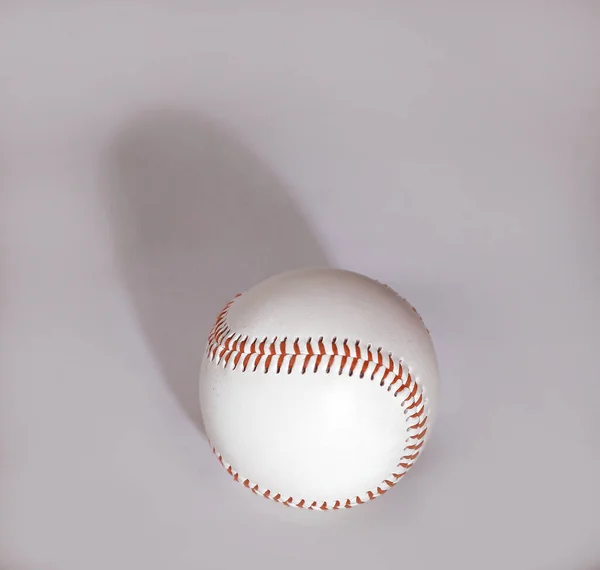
[380,367,390,385]
[413,427,428,440]
[359,360,369,378]
[326,354,335,372]
[405,375,418,399]
[371,362,382,379]
[222,351,234,367]
[276,354,285,372]
[232,352,242,369]
[388,372,401,389]
[314,354,323,372]
[402,453,419,461]
[242,353,252,371]
[264,354,273,372]
[343,340,351,357]
[288,354,297,373]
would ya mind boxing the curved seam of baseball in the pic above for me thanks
[204,295,429,510]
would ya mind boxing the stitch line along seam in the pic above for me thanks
[204,295,429,509]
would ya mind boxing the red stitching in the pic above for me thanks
[205,295,429,510]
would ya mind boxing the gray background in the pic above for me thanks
[1,2,599,569]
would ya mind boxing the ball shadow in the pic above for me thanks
[102,109,328,435]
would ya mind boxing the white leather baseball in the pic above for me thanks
[199,268,440,510]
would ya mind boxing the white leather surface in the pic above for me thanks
[2,3,600,570]
[200,268,437,502]
[200,352,410,501]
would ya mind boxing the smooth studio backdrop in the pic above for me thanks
[1,2,599,569]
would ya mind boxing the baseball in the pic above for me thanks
[199,268,440,510]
